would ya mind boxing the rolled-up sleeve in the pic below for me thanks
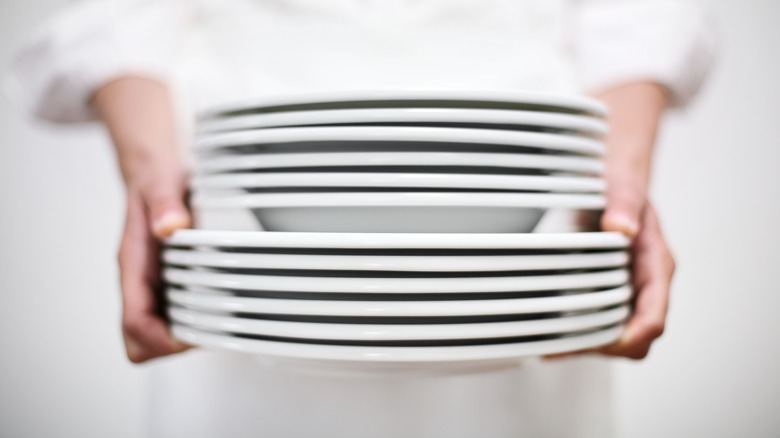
[8,0,192,123]
[573,0,717,108]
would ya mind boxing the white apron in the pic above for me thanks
[152,2,613,437]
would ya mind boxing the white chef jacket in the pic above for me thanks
[9,1,715,437]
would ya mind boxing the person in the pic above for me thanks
[11,0,715,436]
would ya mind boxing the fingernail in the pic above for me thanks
[616,326,634,346]
[605,211,639,237]
[545,353,573,360]
[153,212,190,238]
[171,339,192,351]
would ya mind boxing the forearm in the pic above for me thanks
[595,81,669,235]
[92,77,184,184]
[93,76,190,238]
[591,81,675,359]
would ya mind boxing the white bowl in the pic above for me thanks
[192,191,605,233]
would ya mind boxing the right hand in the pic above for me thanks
[93,77,193,363]
[118,167,192,363]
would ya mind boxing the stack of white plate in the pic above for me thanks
[191,90,609,233]
[168,90,629,363]
[165,231,630,362]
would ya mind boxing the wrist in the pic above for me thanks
[117,142,186,185]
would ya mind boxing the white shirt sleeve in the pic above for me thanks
[573,0,717,108]
[8,0,192,123]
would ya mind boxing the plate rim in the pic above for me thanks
[198,89,608,120]
[163,267,629,293]
[191,172,605,192]
[162,249,629,272]
[198,107,608,135]
[170,323,623,362]
[166,230,630,249]
[193,151,605,175]
[192,191,607,209]
[167,305,630,341]
[166,285,632,316]
[195,126,604,156]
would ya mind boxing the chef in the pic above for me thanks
[11,0,715,436]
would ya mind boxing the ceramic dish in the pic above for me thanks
[198,89,608,119]
[198,107,608,136]
[191,172,605,193]
[194,204,553,233]
[163,249,628,272]
[163,268,629,294]
[165,230,630,250]
[193,151,604,175]
[171,324,622,362]
[194,191,606,209]
[195,126,604,156]
[166,285,632,316]
[192,191,605,232]
[167,305,629,341]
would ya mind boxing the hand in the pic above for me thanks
[598,202,675,359]
[596,82,676,359]
[118,170,192,363]
[548,82,675,360]
[93,77,193,363]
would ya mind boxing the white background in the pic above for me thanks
[1,1,778,437]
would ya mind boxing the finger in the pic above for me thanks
[600,168,645,237]
[139,172,192,239]
[123,312,192,363]
[119,192,190,363]
[599,206,674,359]
[543,352,586,361]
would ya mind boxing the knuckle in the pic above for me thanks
[117,237,134,268]
[644,321,666,340]
[122,318,144,340]
[126,350,146,364]
[117,248,126,267]
[666,248,677,273]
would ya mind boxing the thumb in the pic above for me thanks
[601,183,644,238]
[143,175,192,239]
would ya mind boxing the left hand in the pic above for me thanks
[548,82,675,360]
[597,201,675,359]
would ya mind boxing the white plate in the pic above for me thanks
[194,151,604,175]
[198,90,608,119]
[171,324,622,362]
[198,108,608,136]
[168,306,629,341]
[195,126,604,156]
[166,285,632,316]
[163,249,628,272]
[166,230,630,250]
[163,268,629,294]
[191,172,605,193]
[193,192,606,209]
